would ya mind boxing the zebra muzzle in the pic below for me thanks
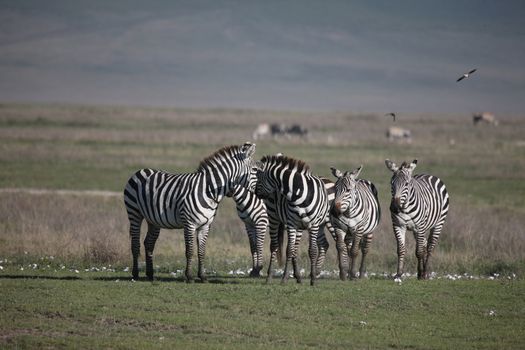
[331,201,343,216]
[390,197,402,213]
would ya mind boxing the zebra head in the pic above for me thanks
[234,142,257,188]
[385,159,417,213]
[330,165,362,216]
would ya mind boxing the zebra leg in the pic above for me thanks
[253,222,266,278]
[414,231,427,280]
[129,216,143,280]
[144,223,161,281]
[246,225,259,277]
[348,232,362,280]
[196,225,210,283]
[292,230,303,284]
[359,233,373,279]
[308,227,320,286]
[393,225,407,278]
[183,225,196,283]
[266,221,281,283]
[335,228,348,281]
[424,226,443,279]
[315,226,329,277]
[282,227,297,284]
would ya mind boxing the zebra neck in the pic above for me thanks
[201,165,236,203]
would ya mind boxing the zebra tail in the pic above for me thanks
[277,223,285,267]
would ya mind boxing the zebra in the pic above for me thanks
[255,155,330,286]
[123,142,257,282]
[385,159,449,280]
[227,165,268,277]
[328,165,381,280]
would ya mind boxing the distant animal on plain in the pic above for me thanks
[457,68,477,82]
[386,126,412,143]
[253,123,308,140]
[252,123,271,140]
[473,112,499,126]
[385,112,396,121]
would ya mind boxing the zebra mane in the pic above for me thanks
[198,145,241,171]
[400,161,411,169]
[261,155,311,174]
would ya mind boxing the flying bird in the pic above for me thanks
[385,112,396,121]
[456,68,477,82]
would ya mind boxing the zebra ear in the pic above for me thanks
[330,167,343,179]
[351,165,363,179]
[385,159,398,172]
[409,159,418,172]
[242,142,256,158]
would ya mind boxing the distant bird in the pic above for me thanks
[456,68,477,82]
[385,112,396,121]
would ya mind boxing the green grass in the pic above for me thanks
[1,271,524,349]
[1,103,524,348]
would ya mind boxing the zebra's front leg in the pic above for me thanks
[144,223,161,281]
[308,227,320,286]
[348,232,362,280]
[359,233,373,279]
[183,225,196,283]
[335,228,348,281]
[196,225,210,283]
[415,231,427,280]
[393,224,407,279]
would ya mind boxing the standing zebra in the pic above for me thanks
[329,166,381,280]
[385,159,449,279]
[123,142,256,282]
[227,168,268,277]
[255,155,330,286]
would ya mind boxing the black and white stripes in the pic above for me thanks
[255,155,331,286]
[385,159,450,279]
[329,166,381,280]
[123,142,256,282]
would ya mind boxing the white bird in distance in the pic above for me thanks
[456,68,477,82]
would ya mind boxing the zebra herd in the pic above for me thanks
[123,142,449,285]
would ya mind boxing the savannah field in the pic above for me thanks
[1,103,524,348]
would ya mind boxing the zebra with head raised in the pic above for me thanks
[329,165,381,280]
[385,159,449,280]
[123,142,256,282]
[255,155,330,286]
[227,163,268,277]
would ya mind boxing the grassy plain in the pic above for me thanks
[1,103,524,348]
[1,271,524,349]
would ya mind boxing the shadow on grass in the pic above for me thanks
[0,273,260,284]
[0,274,81,280]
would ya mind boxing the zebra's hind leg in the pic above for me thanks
[292,229,303,284]
[265,221,281,283]
[358,233,373,279]
[315,226,329,278]
[308,227,320,286]
[282,227,298,284]
[144,223,161,281]
[129,217,143,280]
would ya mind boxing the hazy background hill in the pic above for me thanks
[1,1,524,113]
